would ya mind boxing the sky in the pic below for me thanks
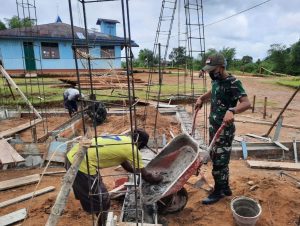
[0,0,299,61]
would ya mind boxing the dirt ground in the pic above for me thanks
[0,161,299,226]
[1,73,300,225]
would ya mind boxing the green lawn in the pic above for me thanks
[276,77,300,88]
[0,76,206,107]
[0,77,65,106]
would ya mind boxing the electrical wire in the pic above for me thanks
[205,0,272,27]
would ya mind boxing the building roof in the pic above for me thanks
[96,18,120,25]
[0,22,138,47]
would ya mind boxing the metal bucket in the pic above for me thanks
[230,196,262,226]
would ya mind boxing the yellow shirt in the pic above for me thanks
[67,135,144,175]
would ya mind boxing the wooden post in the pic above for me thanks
[263,97,267,119]
[0,65,42,119]
[252,95,256,113]
[45,138,91,226]
[32,126,37,143]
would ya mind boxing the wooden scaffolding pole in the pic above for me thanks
[0,65,42,119]
[45,138,91,226]
[264,85,300,137]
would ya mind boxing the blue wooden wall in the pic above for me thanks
[0,39,121,70]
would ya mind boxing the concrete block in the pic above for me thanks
[24,155,43,167]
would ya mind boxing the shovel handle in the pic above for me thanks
[207,123,226,153]
[191,108,199,137]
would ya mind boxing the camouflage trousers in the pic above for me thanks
[209,123,235,190]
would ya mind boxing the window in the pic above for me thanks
[41,42,60,59]
[101,46,115,58]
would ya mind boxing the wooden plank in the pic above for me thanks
[0,208,27,226]
[0,186,55,208]
[293,140,298,163]
[273,141,289,151]
[0,174,40,191]
[241,141,248,160]
[0,139,25,164]
[0,118,43,138]
[234,136,244,142]
[247,160,300,171]
[246,133,271,142]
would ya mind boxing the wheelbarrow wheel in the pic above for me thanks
[157,187,188,214]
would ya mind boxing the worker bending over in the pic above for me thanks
[66,129,162,225]
[63,88,81,117]
[195,53,251,205]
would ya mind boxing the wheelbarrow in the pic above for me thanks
[142,110,226,213]
[142,132,202,213]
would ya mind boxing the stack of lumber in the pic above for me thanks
[0,139,25,167]
[59,76,147,90]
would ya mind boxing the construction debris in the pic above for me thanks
[247,181,255,186]
[279,170,300,188]
[250,184,260,191]
[59,76,147,90]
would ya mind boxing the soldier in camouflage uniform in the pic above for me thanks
[195,53,251,205]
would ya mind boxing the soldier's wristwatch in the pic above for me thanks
[228,107,236,114]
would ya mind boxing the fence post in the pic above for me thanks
[252,95,256,113]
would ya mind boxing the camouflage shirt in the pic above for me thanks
[210,75,247,126]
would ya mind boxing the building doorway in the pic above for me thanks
[23,42,36,71]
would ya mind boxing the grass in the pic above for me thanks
[0,77,65,106]
[0,76,206,107]
[276,77,300,89]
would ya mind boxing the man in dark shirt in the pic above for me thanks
[195,53,251,204]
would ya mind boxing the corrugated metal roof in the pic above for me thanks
[0,22,138,47]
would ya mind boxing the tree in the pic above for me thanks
[0,20,6,30]
[220,47,236,69]
[138,48,156,67]
[169,47,188,67]
[287,40,300,75]
[242,55,253,64]
[5,16,34,29]
[267,43,288,73]
[200,48,217,65]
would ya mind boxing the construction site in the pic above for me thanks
[0,0,300,226]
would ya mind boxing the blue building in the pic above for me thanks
[0,18,138,74]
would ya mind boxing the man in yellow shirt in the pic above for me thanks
[66,129,162,225]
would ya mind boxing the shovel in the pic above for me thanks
[189,108,226,188]
[190,125,226,189]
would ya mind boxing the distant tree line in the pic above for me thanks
[0,15,35,30]
[125,39,300,76]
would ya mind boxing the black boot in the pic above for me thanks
[222,186,232,196]
[202,188,224,205]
